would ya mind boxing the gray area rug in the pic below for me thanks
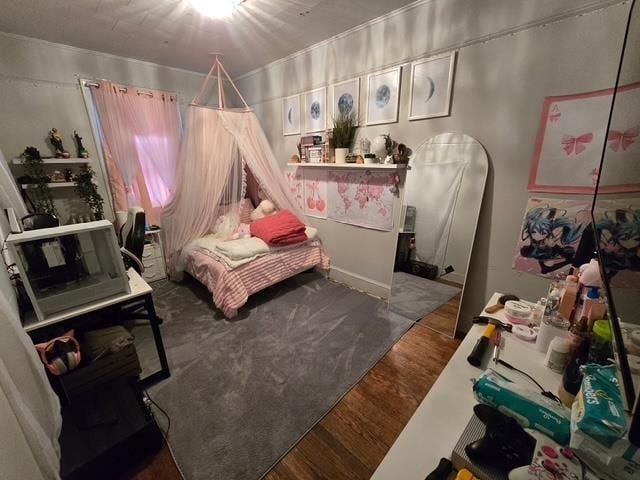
[134,272,413,480]
[389,271,461,321]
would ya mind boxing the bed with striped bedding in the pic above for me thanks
[184,241,329,318]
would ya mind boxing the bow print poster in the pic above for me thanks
[284,167,304,211]
[327,170,396,231]
[303,169,328,218]
[528,82,640,194]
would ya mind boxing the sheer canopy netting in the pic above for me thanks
[162,106,306,278]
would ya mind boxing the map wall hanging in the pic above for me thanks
[327,170,396,231]
[528,82,640,194]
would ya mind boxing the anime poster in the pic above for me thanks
[284,167,304,211]
[513,198,592,278]
[303,169,328,219]
[327,170,396,231]
[528,82,640,194]
[594,200,640,288]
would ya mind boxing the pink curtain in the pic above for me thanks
[92,82,181,225]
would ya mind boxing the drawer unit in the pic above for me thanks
[142,229,166,282]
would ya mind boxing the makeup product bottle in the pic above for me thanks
[558,275,578,321]
[530,298,546,326]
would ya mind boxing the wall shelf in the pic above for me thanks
[12,157,90,165]
[287,163,409,170]
[21,182,76,189]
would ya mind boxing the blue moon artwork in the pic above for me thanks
[338,93,354,114]
[310,101,321,120]
[425,76,436,103]
[375,84,391,108]
[287,107,293,125]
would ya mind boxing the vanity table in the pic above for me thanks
[372,292,561,479]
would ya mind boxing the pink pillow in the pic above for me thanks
[239,198,254,224]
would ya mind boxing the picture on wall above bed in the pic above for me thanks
[332,78,360,125]
[304,87,326,133]
[304,169,328,219]
[513,197,592,278]
[366,66,401,125]
[528,82,640,194]
[282,94,301,136]
[284,167,304,210]
[327,170,396,230]
[408,51,456,120]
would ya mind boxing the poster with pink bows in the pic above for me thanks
[284,167,304,211]
[528,82,640,194]
[303,169,328,218]
[327,170,396,231]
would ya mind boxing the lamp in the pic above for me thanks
[187,0,244,18]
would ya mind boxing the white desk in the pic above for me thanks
[372,293,561,479]
[24,269,170,388]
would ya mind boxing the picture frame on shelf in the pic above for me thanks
[366,66,401,126]
[304,87,327,133]
[282,94,301,136]
[332,78,360,126]
[408,51,456,121]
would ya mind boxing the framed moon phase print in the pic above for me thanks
[304,87,326,133]
[282,94,300,136]
[366,67,401,126]
[408,51,456,120]
[332,78,360,125]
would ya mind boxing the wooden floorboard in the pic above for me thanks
[127,306,461,480]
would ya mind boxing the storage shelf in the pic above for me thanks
[21,182,76,189]
[12,157,90,165]
[287,163,409,170]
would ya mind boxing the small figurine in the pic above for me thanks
[290,154,301,163]
[74,130,89,158]
[51,170,65,182]
[64,168,73,182]
[49,128,70,158]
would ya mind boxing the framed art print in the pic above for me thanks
[304,87,326,133]
[282,94,300,136]
[528,82,640,194]
[366,67,401,126]
[408,52,456,120]
[332,78,360,125]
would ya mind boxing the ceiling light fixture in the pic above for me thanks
[187,0,244,19]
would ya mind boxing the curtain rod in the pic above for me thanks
[81,79,177,100]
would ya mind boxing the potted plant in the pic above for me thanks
[74,165,105,220]
[22,147,57,216]
[332,112,357,164]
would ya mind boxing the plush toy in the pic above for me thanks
[231,223,251,240]
[250,199,276,221]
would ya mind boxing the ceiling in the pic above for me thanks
[0,0,418,77]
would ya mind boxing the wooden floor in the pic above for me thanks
[127,302,461,480]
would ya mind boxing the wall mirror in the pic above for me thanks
[389,132,488,337]
[592,0,639,411]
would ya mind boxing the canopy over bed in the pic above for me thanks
[161,57,305,278]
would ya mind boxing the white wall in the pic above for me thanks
[236,0,631,331]
[0,32,208,223]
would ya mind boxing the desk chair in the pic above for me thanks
[116,208,163,326]
[118,207,145,274]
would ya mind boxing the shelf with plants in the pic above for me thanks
[21,182,76,189]
[12,157,91,165]
[287,162,409,170]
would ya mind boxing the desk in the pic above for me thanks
[372,292,561,480]
[24,269,170,388]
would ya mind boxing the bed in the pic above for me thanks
[181,229,329,318]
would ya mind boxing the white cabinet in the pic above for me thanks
[142,229,167,282]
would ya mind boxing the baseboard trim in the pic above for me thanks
[329,267,391,299]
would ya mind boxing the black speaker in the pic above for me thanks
[399,260,438,280]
